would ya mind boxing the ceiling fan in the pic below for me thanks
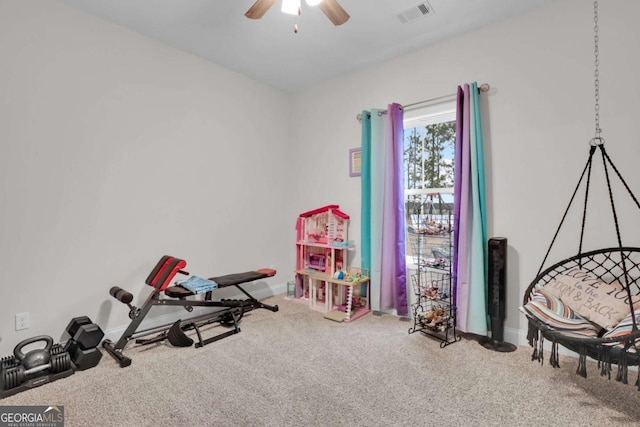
[245,0,350,26]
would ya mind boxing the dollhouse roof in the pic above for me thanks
[299,205,349,220]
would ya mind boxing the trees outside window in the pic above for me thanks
[404,120,455,221]
[403,108,456,271]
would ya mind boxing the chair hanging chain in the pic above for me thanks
[593,0,603,143]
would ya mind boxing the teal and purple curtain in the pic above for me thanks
[361,103,408,316]
[453,82,488,335]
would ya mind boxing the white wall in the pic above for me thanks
[2,0,639,356]
[290,0,640,344]
[0,1,292,354]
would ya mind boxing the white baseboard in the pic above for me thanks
[504,326,528,347]
[504,326,578,357]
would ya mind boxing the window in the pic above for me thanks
[403,102,456,269]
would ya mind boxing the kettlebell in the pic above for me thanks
[14,335,53,371]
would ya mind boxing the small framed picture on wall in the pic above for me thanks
[349,148,361,177]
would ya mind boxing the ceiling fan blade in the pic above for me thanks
[318,0,350,26]
[245,0,277,19]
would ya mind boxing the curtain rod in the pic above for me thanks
[356,83,490,122]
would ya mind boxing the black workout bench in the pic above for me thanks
[102,255,278,367]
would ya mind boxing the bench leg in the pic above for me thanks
[193,308,243,348]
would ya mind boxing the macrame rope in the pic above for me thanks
[601,146,640,332]
[527,319,538,348]
[536,146,596,276]
[576,344,588,378]
[601,148,640,211]
[599,145,638,331]
[616,348,629,384]
[598,345,612,379]
[528,320,545,364]
[550,340,560,368]
[578,146,596,265]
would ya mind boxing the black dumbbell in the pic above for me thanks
[66,316,92,336]
[65,340,103,371]
[65,316,105,350]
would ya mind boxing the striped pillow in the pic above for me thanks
[521,287,600,338]
[545,269,630,330]
[602,310,640,351]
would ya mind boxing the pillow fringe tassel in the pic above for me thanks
[576,344,587,378]
[527,319,537,347]
[549,340,560,368]
[534,333,545,365]
[616,348,629,384]
[597,345,612,380]
[528,320,542,363]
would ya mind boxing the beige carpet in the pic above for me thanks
[2,294,640,426]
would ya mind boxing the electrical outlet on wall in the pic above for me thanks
[15,312,30,330]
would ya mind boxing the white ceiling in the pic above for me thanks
[59,0,554,93]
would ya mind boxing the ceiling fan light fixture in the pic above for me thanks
[305,0,323,6]
[281,0,301,15]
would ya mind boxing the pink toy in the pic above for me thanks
[295,205,370,323]
[307,253,326,271]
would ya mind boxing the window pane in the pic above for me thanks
[403,120,456,269]
[403,120,456,192]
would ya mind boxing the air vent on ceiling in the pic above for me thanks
[398,2,435,24]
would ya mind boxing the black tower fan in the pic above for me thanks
[479,237,517,352]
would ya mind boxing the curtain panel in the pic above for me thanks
[361,104,408,316]
[453,82,488,335]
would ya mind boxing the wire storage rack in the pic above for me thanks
[407,213,460,347]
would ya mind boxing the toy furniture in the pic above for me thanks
[103,255,278,367]
[295,205,370,322]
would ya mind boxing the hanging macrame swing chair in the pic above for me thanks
[522,1,640,388]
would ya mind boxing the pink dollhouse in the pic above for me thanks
[295,205,370,322]
[296,204,349,245]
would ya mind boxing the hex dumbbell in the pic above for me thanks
[65,316,104,350]
[64,340,103,371]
